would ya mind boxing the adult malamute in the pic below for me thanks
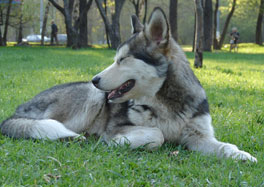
[0,8,256,162]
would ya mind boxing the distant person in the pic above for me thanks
[51,20,58,45]
[230,27,239,52]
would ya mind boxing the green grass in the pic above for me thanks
[0,44,264,186]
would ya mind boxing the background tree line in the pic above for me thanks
[0,0,263,50]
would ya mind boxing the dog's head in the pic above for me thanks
[92,7,171,103]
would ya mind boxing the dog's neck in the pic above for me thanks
[154,40,206,114]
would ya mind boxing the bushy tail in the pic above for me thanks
[0,117,79,140]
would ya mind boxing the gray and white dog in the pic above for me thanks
[0,8,256,162]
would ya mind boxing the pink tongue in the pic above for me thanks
[108,90,117,99]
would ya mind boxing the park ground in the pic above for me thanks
[0,43,263,186]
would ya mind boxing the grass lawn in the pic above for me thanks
[0,44,263,186]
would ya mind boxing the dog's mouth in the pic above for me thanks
[107,79,135,100]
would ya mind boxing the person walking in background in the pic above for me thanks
[51,20,58,45]
[230,27,239,52]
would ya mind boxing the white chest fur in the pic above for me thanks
[128,97,187,142]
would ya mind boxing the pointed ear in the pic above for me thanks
[145,7,169,45]
[131,15,144,34]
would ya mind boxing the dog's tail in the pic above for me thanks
[0,116,79,140]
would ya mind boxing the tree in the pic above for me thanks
[129,0,147,24]
[0,26,2,46]
[213,0,237,50]
[194,0,204,68]
[103,0,110,48]
[75,0,93,48]
[41,2,50,45]
[129,0,143,17]
[48,0,93,48]
[95,0,125,49]
[213,0,219,49]
[0,8,3,46]
[192,11,196,52]
[3,0,12,46]
[142,0,147,24]
[256,0,264,45]
[169,0,178,41]
[17,0,24,44]
[203,0,212,51]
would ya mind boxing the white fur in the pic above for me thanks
[129,96,184,142]
[31,119,79,140]
[96,52,165,103]
[95,8,257,162]
[114,45,129,62]
[111,126,164,149]
[128,99,257,162]
[183,115,257,162]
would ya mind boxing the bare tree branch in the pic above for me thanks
[218,0,236,48]
[94,0,111,29]
[48,0,65,15]
[3,0,12,45]
[143,0,147,24]
[85,0,93,12]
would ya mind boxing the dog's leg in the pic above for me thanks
[106,126,164,150]
[182,114,257,162]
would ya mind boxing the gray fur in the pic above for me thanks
[0,7,257,162]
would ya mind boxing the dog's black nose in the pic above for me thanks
[92,76,101,86]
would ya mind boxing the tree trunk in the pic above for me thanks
[217,0,236,49]
[130,0,145,20]
[109,18,121,49]
[143,0,147,24]
[78,0,93,47]
[17,0,24,44]
[194,0,204,68]
[0,25,3,46]
[49,0,76,47]
[256,0,264,45]
[3,0,13,46]
[0,8,2,46]
[49,0,92,48]
[169,0,178,42]
[131,0,140,17]
[192,12,196,52]
[74,0,93,48]
[203,0,212,51]
[78,0,88,47]
[95,0,125,49]
[72,0,80,48]
[104,0,110,48]
[41,2,50,45]
[213,0,219,49]
[63,0,78,48]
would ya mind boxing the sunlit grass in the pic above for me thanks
[0,45,263,186]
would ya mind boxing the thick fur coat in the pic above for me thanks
[0,8,256,162]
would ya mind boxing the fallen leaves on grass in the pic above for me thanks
[169,151,179,157]
[43,173,61,183]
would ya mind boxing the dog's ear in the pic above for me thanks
[145,7,169,45]
[131,15,144,34]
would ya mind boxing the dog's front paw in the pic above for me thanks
[232,150,257,162]
[219,143,257,162]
